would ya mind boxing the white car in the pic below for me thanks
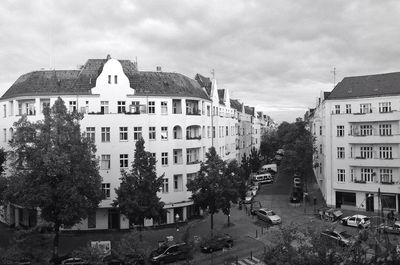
[244,191,253,204]
[255,208,282,224]
[341,214,370,228]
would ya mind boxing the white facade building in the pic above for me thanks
[0,56,266,230]
[310,72,400,214]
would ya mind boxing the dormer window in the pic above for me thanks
[114,75,118,84]
[108,75,111,84]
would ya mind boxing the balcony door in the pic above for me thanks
[366,193,374,212]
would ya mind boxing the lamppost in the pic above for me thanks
[175,213,180,232]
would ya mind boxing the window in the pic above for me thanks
[360,146,373,159]
[148,101,155,114]
[379,102,391,113]
[337,169,345,182]
[102,183,111,199]
[360,125,372,136]
[161,127,168,140]
[212,126,216,138]
[149,127,156,140]
[336,125,344,137]
[350,169,354,182]
[337,147,345,159]
[173,174,183,191]
[173,126,182,139]
[361,168,373,182]
[114,75,118,84]
[162,178,169,193]
[151,153,156,160]
[87,210,96,229]
[161,152,168,166]
[381,194,396,209]
[101,127,110,142]
[379,124,392,136]
[69,101,77,112]
[86,127,95,142]
[187,172,197,185]
[226,126,229,136]
[3,105,6,117]
[380,169,393,183]
[319,126,322,135]
[133,127,142,141]
[379,146,392,159]
[108,75,111,84]
[119,127,128,141]
[3,129,6,142]
[207,126,210,138]
[207,106,210,116]
[100,155,111,170]
[161,101,168,114]
[320,144,323,154]
[117,101,126,113]
[187,148,199,164]
[173,149,182,164]
[120,154,128,168]
[360,103,372,114]
[346,104,351,114]
[335,105,340,114]
[100,101,109,114]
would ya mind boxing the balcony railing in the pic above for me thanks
[186,136,201,140]
[186,109,201,115]
[187,160,200,165]
[353,179,367,184]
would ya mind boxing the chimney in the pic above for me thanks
[156,66,162,72]
[106,54,111,60]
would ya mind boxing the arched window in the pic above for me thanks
[173,126,182,139]
[9,128,14,142]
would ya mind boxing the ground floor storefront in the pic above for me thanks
[334,190,400,214]
[0,201,202,231]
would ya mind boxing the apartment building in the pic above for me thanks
[310,72,400,214]
[0,56,266,229]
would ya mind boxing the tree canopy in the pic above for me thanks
[7,97,103,258]
[113,137,165,226]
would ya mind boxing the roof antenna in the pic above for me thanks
[331,67,337,88]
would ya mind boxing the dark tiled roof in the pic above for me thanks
[323,92,331,99]
[1,59,209,100]
[195,74,212,96]
[217,89,225,105]
[327,72,400,100]
[244,106,255,116]
[230,99,242,112]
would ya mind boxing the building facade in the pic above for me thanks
[310,72,400,214]
[0,56,267,230]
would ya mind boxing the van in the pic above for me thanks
[252,173,273,184]
[261,164,277,173]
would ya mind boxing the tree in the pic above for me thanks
[113,138,165,228]
[240,154,251,180]
[0,148,8,205]
[221,160,243,226]
[187,147,239,234]
[248,147,261,172]
[7,97,103,260]
[260,129,280,162]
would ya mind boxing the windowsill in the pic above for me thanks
[187,161,200,165]
[119,140,128,142]
[174,190,183,192]
[161,164,168,167]
[100,169,111,171]
[149,139,156,141]
[173,163,183,165]
[173,138,182,140]
[161,139,168,141]
[101,141,111,143]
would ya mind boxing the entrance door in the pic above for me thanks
[108,209,120,229]
[366,194,374,212]
[335,192,342,208]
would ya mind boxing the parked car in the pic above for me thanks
[320,229,355,246]
[149,242,192,264]
[60,258,89,265]
[243,191,254,204]
[250,200,263,215]
[251,172,273,184]
[200,234,233,253]
[341,215,371,228]
[255,208,282,224]
[317,207,343,222]
[377,221,400,234]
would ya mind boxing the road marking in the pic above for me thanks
[237,260,248,265]
[252,257,260,262]
[243,258,255,264]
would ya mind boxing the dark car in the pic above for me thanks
[149,242,192,264]
[321,229,355,246]
[200,234,233,253]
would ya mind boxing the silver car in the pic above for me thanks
[255,208,282,224]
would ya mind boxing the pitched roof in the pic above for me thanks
[195,73,212,96]
[1,59,209,100]
[327,72,400,100]
[230,99,242,112]
[244,106,255,116]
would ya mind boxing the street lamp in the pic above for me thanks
[175,213,180,231]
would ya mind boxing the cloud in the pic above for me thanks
[1,0,400,123]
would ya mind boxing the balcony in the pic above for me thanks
[381,181,395,185]
[353,179,367,184]
[186,136,201,140]
[186,109,201,115]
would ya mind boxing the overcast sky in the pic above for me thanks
[1,0,400,123]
